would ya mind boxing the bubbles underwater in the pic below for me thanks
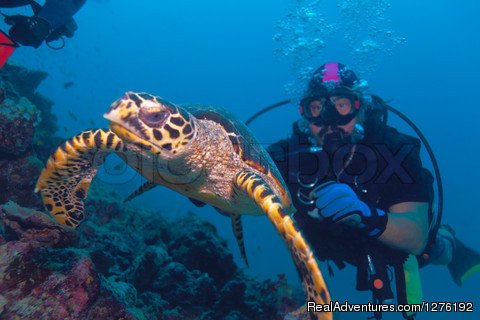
[273,0,407,100]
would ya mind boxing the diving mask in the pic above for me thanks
[300,87,360,126]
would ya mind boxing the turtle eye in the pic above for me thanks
[139,109,169,127]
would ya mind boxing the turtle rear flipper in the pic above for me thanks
[233,170,331,320]
[230,212,248,266]
[35,129,125,228]
[124,180,157,203]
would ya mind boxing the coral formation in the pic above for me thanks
[0,63,58,140]
[0,202,135,320]
[0,63,61,208]
[0,188,298,319]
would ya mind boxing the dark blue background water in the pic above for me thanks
[2,0,479,319]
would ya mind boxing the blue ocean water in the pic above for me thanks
[2,0,479,319]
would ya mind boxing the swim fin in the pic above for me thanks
[445,225,480,286]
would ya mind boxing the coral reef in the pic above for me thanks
[0,186,298,319]
[0,202,134,320]
[0,96,39,156]
[0,63,61,208]
[0,155,44,207]
[80,187,298,319]
[0,63,58,140]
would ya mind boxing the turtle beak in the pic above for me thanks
[103,94,132,128]
[103,93,149,140]
[107,122,138,142]
[103,110,133,139]
[103,112,119,126]
[103,105,145,143]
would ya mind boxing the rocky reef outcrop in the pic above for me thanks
[0,187,298,319]
[0,63,61,208]
[0,202,135,320]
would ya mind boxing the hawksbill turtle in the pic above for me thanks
[35,92,332,320]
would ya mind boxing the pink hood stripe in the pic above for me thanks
[322,62,340,83]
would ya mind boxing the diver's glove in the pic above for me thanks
[312,181,388,237]
[8,15,52,48]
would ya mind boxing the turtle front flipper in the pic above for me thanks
[35,129,126,228]
[234,170,331,320]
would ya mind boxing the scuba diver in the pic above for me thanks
[264,62,480,319]
[0,0,86,66]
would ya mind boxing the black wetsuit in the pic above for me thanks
[267,120,434,274]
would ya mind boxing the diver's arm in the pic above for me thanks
[379,201,429,255]
[39,0,86,29]
[314,182,430,255]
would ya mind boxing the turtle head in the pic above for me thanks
[104,92,196,156]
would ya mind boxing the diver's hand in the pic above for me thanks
[8,15,51,48]
[313,181,388,237]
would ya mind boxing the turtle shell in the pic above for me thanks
[184,104,289,193]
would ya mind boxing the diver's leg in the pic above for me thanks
[429,225,480,286]
[428,226,455,265]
